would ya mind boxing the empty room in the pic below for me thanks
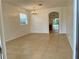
[0,0,75,59]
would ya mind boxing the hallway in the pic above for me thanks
[6,33,72,59]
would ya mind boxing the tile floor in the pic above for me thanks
[6,33,72,59]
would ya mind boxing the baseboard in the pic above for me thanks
[30,33,49,35]
[31,31,49,34]
[66,35,73,51]
[6,33,30,42]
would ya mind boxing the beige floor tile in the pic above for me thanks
[6,33,72,59]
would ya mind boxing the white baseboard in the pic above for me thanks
[66,35,73,51]
[31,33,49,35]
[6,33,30,42]
[31,32,49,33]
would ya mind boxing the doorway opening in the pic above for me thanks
[49,12,59,33]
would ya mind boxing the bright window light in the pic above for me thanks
[20,13,28,25]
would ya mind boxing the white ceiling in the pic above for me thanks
[3,0,67,10]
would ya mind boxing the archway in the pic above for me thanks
[49,12,59,33]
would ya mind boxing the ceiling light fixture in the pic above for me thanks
[31,9,38,14]
[31,3,43,15]
[31,5,38,14]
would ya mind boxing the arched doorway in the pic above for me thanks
[49,12,59,33]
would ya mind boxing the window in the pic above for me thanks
[20,13,28,25]
[53,18,59,25]
[53,18,59,32]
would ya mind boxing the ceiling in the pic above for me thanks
[3,0,67,10]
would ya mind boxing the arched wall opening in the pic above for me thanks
[49,12,59,33]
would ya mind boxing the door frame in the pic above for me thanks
[0,0,7,59]
[76,0,79,59]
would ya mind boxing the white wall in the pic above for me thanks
[2,2,31,41]
[66,1,78,59]
[60,7,67,33]
[31,7,67,33]
[66,0,74,50]
[31,10,49,33]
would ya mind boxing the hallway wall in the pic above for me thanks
[31,7,67,33]
[66,0,74,50]
[2,2,31,41]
